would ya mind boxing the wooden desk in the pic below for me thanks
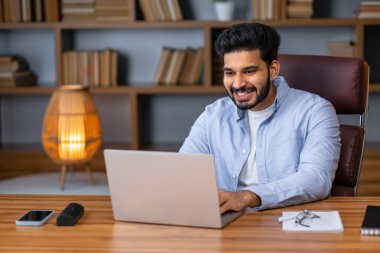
[0,195,380,252]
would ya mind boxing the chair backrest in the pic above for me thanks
[278,54,369,196]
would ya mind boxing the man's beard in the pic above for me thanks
[226,73,271,110]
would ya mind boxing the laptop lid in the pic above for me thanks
[104,149,243,228]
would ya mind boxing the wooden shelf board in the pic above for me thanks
[369,84,380,93]
[0,87,55,95]
[0,22,57,29]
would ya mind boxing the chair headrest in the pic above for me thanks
[278,54,368,114]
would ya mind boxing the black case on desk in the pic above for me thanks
[57,203,84,226]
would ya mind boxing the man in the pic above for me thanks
[179,23,341,213]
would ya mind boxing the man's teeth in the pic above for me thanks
[237,92,246,96]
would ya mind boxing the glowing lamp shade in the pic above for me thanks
[42,85,102,165]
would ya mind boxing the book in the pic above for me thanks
[281,211,344,232]
[21,0,32,22]
[148,0,164,21]
[361,205,380,235]
[287,3,313,18]
[189,48,204,84]
[159,0,171,21]
[178,48,196,84]
[95,0,130,21]
[0,73,37,87]
[170,49,187,84]
[44,0,60,22]
[139,0,155,21]
[34,0,44,22]
[153,47,173,85]
[166,0,182,21]
[0,70,33,79]
[110,50,118,87]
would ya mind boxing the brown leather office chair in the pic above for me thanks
[278,54,369,196]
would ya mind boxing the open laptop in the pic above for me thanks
[104,149,245,228]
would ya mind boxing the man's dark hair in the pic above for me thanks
[214,23,281,66]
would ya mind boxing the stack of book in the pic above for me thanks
[252,0,287,20]
[61,0,96,21]
[0,55,37,87]
[328,41,356,58]
[62,48,118,87]
[0,0,60,23]
[139,0,182,21]
[357,1,380,18]
[286,0,314,19]
[95,0,131,21]
[154,47,204,86]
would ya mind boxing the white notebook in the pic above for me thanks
[281,211,344,233]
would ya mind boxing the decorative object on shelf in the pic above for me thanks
[42,85,102,190]
[213,0,235,21]
[0,55,37,87]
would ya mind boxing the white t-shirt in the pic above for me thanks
[238,103,275,188]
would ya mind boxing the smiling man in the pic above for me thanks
[179,23,341,213]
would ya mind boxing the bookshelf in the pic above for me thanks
[1,0,380,156]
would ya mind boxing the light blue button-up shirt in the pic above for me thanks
[179,76,341,210]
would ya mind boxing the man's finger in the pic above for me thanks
[218,189,229,205]
[220,202,229,214]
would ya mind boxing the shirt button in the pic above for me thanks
[242,149,247,153]
[232,174,236,179]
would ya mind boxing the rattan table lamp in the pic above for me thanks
[42,85,102,190]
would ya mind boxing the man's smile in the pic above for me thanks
[231,86,256,100]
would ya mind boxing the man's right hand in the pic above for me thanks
[218,189,261,214]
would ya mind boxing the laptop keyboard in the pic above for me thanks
[221,210,245,226]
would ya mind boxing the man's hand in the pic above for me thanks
[218,189,261,214]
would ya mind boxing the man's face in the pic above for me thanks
[223,50,278,111]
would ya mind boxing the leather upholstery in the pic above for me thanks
[278,55,369,196]
[279,54,368,114]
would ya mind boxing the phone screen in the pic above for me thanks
[16,210,55,226]
[18,210,54,221]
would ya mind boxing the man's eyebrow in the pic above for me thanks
[243,65,259,71]
[223,65,259,71]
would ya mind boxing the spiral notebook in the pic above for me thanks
[281,211,344,233]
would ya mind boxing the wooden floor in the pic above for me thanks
[0,148,379,196]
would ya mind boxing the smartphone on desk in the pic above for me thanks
[15,210,55,226]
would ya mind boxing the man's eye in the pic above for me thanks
[245,69,256,74]
[224,71,234,76]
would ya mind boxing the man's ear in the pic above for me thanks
[270,60,280,80]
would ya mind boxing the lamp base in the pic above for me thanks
[60,163,96,190]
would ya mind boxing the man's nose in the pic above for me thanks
[232,74,246,89]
